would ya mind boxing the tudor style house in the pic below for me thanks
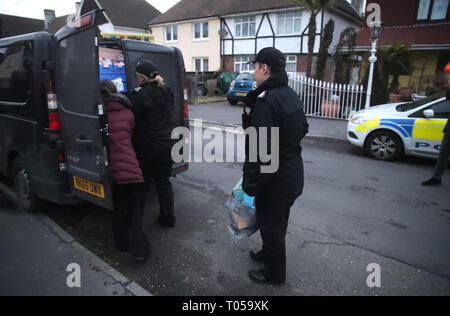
[356,0,450,94]
[149,0,363,75]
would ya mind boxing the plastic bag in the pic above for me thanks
[226,178,258,244]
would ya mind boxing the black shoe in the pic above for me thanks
[249,249,265,264]
[158,215,176,228]
[248,268,285,285]
[422,178,442,186]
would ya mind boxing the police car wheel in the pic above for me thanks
[12,157,42,213]
[366,131,403,161]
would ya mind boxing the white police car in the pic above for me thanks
[347,91,449,161]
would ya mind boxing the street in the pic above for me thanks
[2,123,448,295]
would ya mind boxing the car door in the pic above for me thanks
[55,12,113,210]
[411,98,450,155]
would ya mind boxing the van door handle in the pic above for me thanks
[75,137,93,146]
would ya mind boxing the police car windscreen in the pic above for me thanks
[397,91,446,112]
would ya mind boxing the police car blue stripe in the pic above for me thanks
[380,119,415,138]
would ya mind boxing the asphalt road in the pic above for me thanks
[1,126,448,296]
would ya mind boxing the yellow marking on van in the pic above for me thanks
[73,176,105,199]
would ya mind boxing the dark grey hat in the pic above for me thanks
[251,47,286,69]
[136,59,159,78]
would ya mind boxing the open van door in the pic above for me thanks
[55,10,114,210]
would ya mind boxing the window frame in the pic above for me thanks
[193,57,209,72]
[285,55,298,73]
[165,24,178,43]
[235,16,256,38]
[276,11,302,35]
[416,0,450,22]
[193,21,209,40]
[0,41,34,107]
[234,55,253,73]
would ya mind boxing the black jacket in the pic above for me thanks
[445,89,450,135]
[242,71,308,206]
[127,82,175,164]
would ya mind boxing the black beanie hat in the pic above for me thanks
[136,59,159,78]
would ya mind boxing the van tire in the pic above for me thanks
[12,157,43,213]
[365,130,404,161]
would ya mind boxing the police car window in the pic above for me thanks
[0,42,33,105]
[430,99,450,118]
[398,91,445,112]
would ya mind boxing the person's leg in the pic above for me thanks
[154,163,175,225]
[255,203,290,281]
[433,133,450,180]
[111,185,130,252]
[140,165,153,212]
[123,184,150,263]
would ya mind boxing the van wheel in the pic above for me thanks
[12,158,42,213]
[365,131,404,161]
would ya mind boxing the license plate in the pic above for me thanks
[73,176,105,199]
[237,92,247,96]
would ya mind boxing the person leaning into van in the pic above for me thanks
[127,60,177,228]
[100,80,150,265]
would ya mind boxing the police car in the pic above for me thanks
[347,91,449,161]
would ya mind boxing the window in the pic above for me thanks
[234,56,253,72]
[194,58,208,72]
[417,0,449,20]
[286,55,297,73]
[0,42,33,104]
[194,22,209,40]
[277,11,302,35]
[165,25,178,42]
[235,16,256,38]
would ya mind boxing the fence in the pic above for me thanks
[288,73,366,120]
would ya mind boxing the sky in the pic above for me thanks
[0,0,181,19]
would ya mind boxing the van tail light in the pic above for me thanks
[46,84,60,131]
[75,14,93,29]
[231,80,235,89]
[183,80,189,118]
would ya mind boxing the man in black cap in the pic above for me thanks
[243,47,308,284]
[127,59,177,228]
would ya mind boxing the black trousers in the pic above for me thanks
[141,162,175,221]
[111,183,149,258]
[433,131,450,180]
[255,191,292,281]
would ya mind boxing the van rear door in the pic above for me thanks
[55,11,114,210]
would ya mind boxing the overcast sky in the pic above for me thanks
[0,0,181,19]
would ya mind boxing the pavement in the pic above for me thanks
[0,181,151,296]
[188,101,348,141]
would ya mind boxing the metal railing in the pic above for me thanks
[288,73,366,120]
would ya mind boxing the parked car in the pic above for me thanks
[227,71,256,105]
[347,91,449,161]
[0,8,189,213]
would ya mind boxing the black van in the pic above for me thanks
[0,9,189,212]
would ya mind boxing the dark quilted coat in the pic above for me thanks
[104,94,144,185]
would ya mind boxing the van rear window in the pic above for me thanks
[0,41,33,105]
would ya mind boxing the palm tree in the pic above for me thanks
[295,0,336,77]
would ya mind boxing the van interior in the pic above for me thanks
[99,47,127,93]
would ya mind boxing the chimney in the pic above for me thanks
[44,9,56,29]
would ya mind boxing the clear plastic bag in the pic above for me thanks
[226,178,258,244]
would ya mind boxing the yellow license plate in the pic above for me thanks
[237,92,247,96]
[73,176,105,199]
